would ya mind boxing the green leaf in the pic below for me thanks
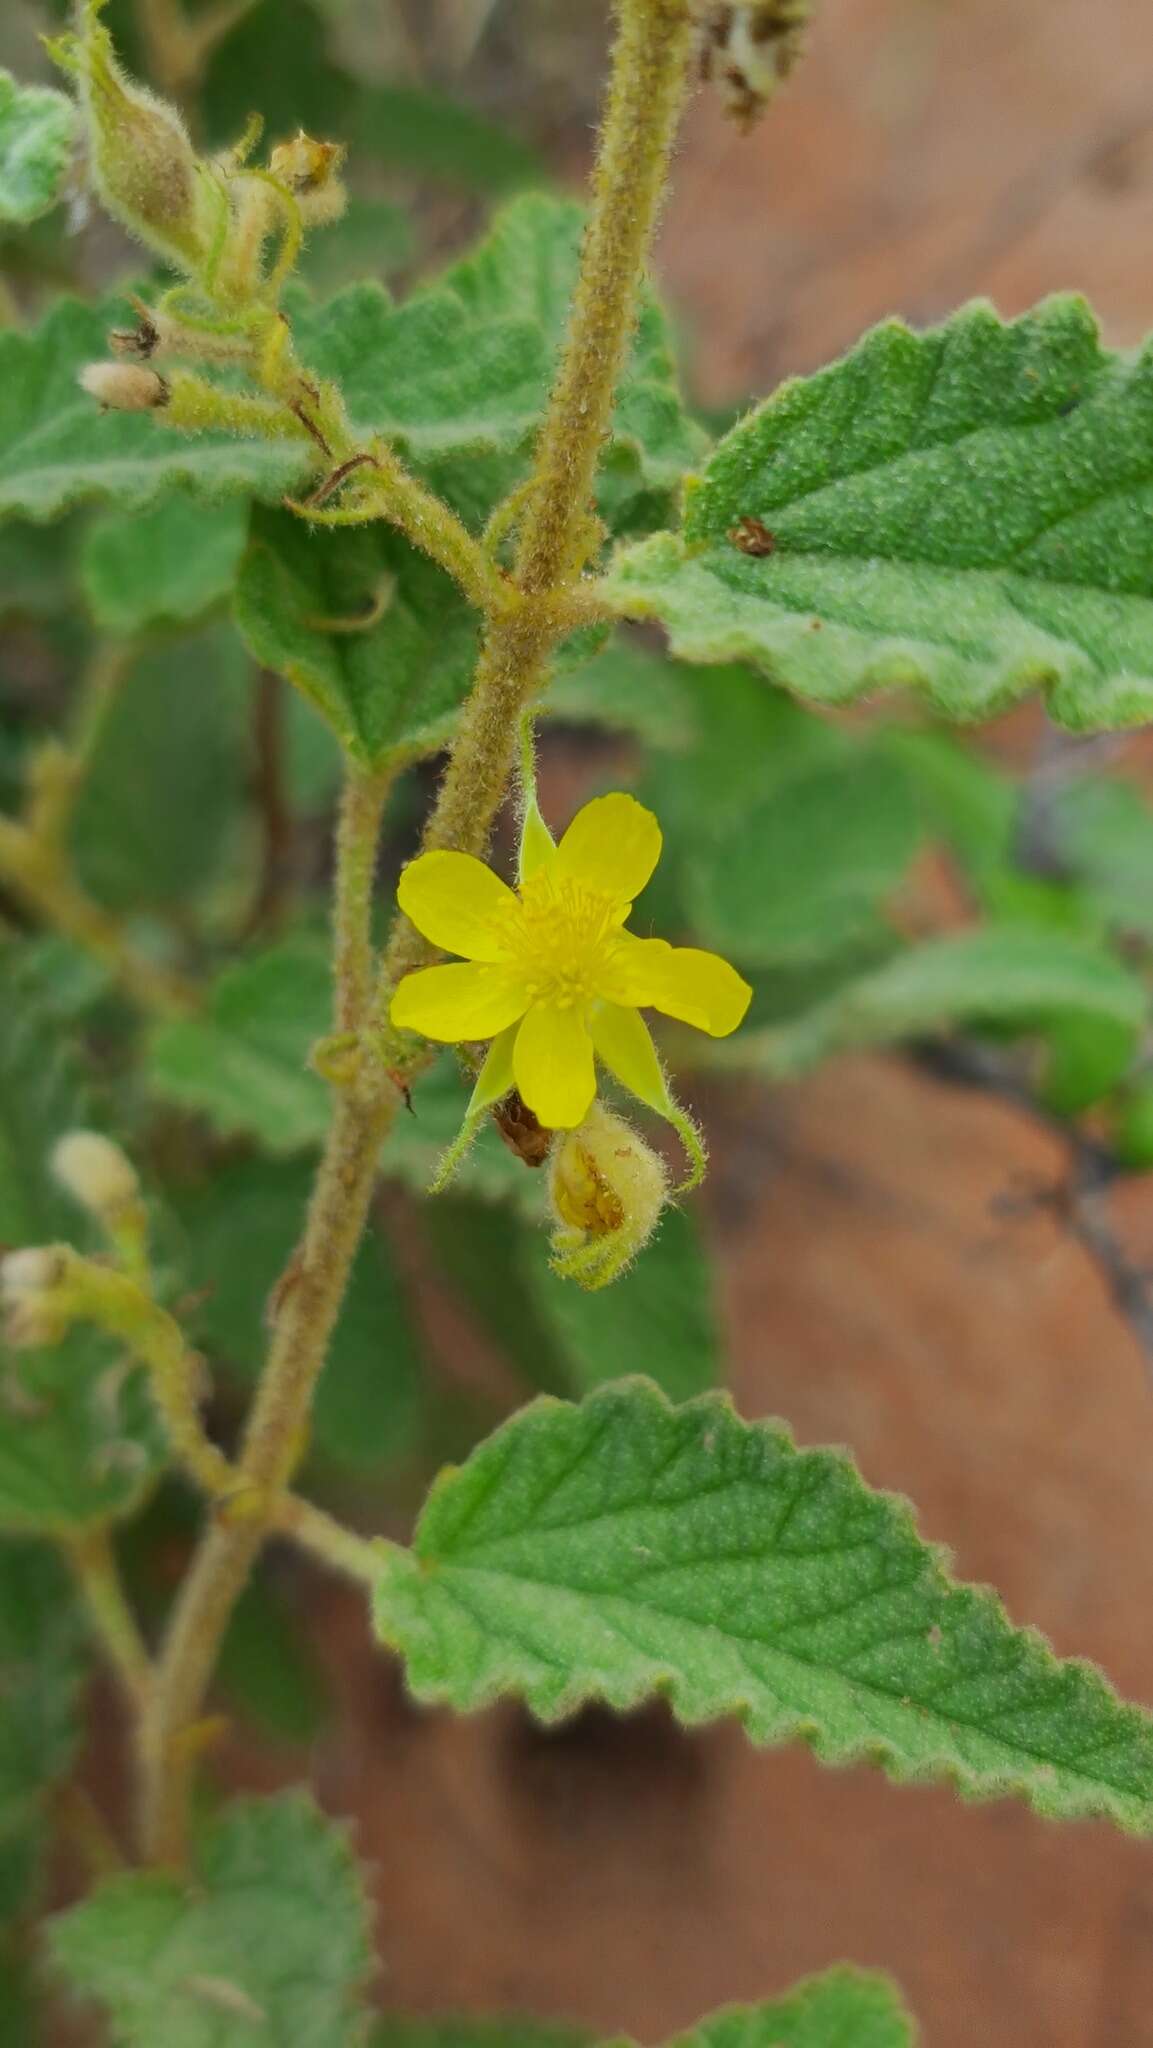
[69,624,249,912]
[81,492,249,634]
[147,957,543,1206]
[883,729,1016,884]
[295,194,706,519]
[523,1206,720,1401]
[374,1378,1153,1831]
[727,926,1149,1079]
[0,1955,38,2045]
[684,742,919,969]
[296,197,414,296]
[371,1973,918,2048]
[146,937,332,1153]
[350,85,546,194]
[0,298,314,524]
[668,1974,916,2048]
[604,297,1153,731]
[50,1791,375,2047]
[0,1542,85,1918]
[233,507,478,769]
[1042,772,1153,942]
[0,956,165,1532]
[176,1156,423,1472]
[0,71,74,227]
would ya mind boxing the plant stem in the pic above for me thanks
[332,766,392,1035]
[63,1527,152,1713]
[0,814,194,1018]
[377,0,694,1008]
[135,0,695,1865]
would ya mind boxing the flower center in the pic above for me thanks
[502,873,624,1010]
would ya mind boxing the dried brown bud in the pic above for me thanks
[269,130,347,227]
[696,1,811,130]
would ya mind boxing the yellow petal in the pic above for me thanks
[396,850,516,961]
[589,1001,669,1113]
[513,1002,596,1129]
[390,962,529,1042]
[555,793,662,903]
[595,933,675,1007]
[647,946,752,1036]
[466,1021,518,1115]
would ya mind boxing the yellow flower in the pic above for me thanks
[390,791,751,1135]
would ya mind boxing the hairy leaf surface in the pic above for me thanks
[0,299,313,524]
[375,1380,1153,1830]
[51,1793,374,2047]
[604,298,1153,730]
[0,71,74,226]
[81,493,248,634]
[233,508,478,768]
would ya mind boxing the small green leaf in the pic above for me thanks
[604,298,1153,731]
[0,298,313,524]
[145,938,332,1155]
[728,926,1149,1078]
[81,493,248,634]
[669,1974,916,2048]
[69,625,249,912]
[50,1791,375,2047]
[233,507,478,769]
[374,1379,1153,1831]
[0,956,165,1531]
[176,1156,423,1471]
[0,71,74,227]
[523,1205,720,1402]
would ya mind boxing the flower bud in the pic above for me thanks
[548,1102,668,1290]
[52,1131,140,1215]
[48,0,209,270]
[268,131,347,228]
[80,361,169,411]
[1,1247,68,1348]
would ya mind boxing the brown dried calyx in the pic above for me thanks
[695,1,812,131]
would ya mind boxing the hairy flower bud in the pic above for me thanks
[548,1103,669,1290]
[0,1247,69,1348]
[52,1130,140,1215]
[79,361,168,411]
[48,0,209,270]
[269,131,347,227]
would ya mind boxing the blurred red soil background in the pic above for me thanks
[58,0,1153,2041]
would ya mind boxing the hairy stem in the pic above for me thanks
[63,1527,152,1713]
[136,0,694,1864]
[332,766,391,1035]
[378,0,694,1008]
